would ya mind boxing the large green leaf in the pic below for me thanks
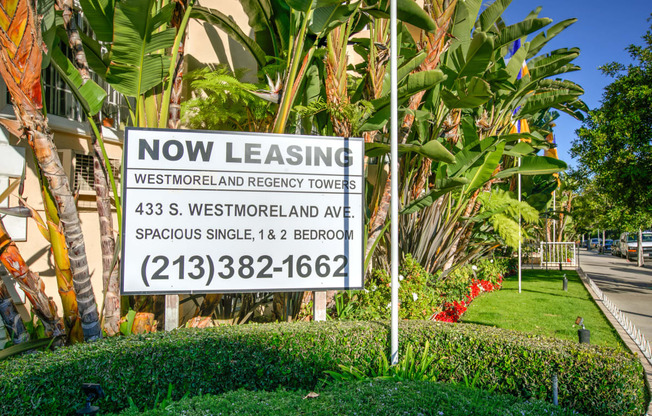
[496,17,551,48]
[401,179,468,215]
[364,140,455,164]
[449,0,482,54]
[538,79,584,94]
[441,76,492,109]
[39,0,56,68]
[79,0,115,43]
[286,0,313,12]
[553,99,588,121]
[366,0,437,33]
[504,141,536,157]
[50,45,107,116]
[475,0,512,32]
[239,0,273,32]
[527,48,579,81]
[449,31,494,81]
[518,90,581,117]
[413,140,455,163]
[191,6,267,68]
[106,0,176,97]
[495,155,567,178]
[527,18,577,59]
[464,142,505,193]
[309,1,359,37]
[79,31,109,76]
[381,51,426,96]
[0,337,60,361]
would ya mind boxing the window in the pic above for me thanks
[41,13,133,127]
[42,55,85,122]
[73,153,121,194]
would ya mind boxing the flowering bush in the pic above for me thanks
[334,255,515,323]
[430,257,513,323]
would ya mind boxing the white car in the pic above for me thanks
[619,232,652,261]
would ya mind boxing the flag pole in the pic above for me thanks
[390,0,399,365]
[518,168,522,293]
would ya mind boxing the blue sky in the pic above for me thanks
[501,0,651,168]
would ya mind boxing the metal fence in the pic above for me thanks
[540,242,577,268]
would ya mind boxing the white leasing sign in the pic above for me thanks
[121,128,364,294]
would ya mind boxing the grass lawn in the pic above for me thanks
[461,269,626,349]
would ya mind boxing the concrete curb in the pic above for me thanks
[577,266,652,416]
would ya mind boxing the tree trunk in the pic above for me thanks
[92,138,121,335]
[0,268,29,344]
[0,0,101,341]
[58,0,121,336]
[637,228,643,267]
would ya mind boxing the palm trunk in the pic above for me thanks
[168,1,187,130]
[92,138,121,335]
[0,0,101,341]
[57,0,122,336]
[325,26,352,137]
[0,268,29,344]
[0,218,65,337]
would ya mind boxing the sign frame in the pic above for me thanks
[120,127,365,295]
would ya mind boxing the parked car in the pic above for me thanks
[601,239,613,253]
[611,240,621,256]
[619,232,652,261]
[589,238,601,249]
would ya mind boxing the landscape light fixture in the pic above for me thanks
[563,273,568,291]
[76,383,104,415]
[575,316,590,344]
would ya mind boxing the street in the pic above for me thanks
[579,248,652,347]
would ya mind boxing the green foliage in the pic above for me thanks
[181,66,275,132]
[111,380,580,416]
[0,321,645,416]
[348,254,443,320]
[325,340,442,382]
[475,189,540,248]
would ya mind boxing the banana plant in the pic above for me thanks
[386,0,585,274]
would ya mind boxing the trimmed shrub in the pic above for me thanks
[0,321,647,416]
[112,380,583,416]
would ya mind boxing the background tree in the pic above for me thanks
[571,17,652,265]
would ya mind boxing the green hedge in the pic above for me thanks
[0,321,647,416]
[112,380,582,416]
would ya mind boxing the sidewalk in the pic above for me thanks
[577,249,652,415]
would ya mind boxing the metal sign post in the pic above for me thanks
[390,0,399,365]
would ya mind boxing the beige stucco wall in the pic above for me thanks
[185,0,258,82]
